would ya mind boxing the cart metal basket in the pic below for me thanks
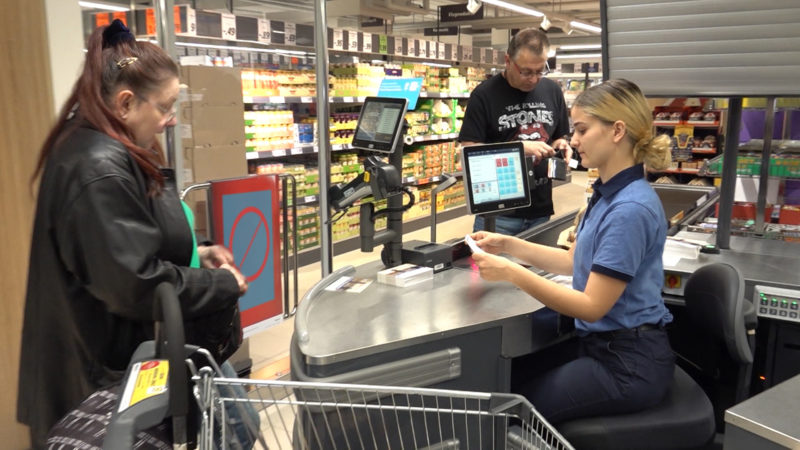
[192,363,573,450]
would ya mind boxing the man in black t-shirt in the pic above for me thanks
[459,28,572,235]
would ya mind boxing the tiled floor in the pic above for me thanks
[247,171,589,380]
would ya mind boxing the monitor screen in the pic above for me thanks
[461,142,531,215]
[351,97,408,153]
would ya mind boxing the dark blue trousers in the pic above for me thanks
[516,328,675,425]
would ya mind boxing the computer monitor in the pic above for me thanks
[351,97,408,153]
[461,141,531,215]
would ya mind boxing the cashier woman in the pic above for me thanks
[470,79,675,424]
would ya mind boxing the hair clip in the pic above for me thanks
[116,57,138,69]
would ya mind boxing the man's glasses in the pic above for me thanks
[511,59,550,79]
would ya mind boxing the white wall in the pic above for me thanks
[44,0,83,115]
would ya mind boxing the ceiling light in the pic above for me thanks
[481,0,544,18]
[540,16,551,31]
[78,1,130,11]
[569,21,602,34]
[466,0,482,14]
[559,44,602,51]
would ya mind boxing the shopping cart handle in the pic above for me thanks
[295,265,356,345]
[104,282,190,449]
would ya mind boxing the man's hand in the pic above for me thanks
[522,141,556,163]
[198,244,234,269]
[552,138,574,164]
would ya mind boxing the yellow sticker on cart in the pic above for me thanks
[118,359,169,412]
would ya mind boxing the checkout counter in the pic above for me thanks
[290,183,723,389]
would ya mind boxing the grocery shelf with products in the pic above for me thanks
[112,4,510,268]
[647,99,723,186]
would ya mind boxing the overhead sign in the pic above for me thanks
[377,78,423,110]
[424,26,458,36]
[440,3,484,22]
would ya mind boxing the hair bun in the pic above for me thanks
[102,19,134,48]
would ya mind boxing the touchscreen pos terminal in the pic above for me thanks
[461,141,532,215]
[350,97,408,153]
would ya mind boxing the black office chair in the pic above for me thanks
[557,262,755,449]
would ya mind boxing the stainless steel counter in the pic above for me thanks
[724,373,800,449]
[294,260,546,366]
[664,231,800,293]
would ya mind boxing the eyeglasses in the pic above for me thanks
[139,95,177,122]
[510,59,550,79]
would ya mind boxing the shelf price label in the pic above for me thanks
[182,6,197,36]
[379,35,388,54]
[362,32,372,52]
[285,22,297,45]
[272,149,286,157]
[463,45,473,61]
[407,39,416,56]
[221,13,236,39]
[258,18,271,43]
[348,30,360,51]
[438,42,446,60]
[395,37,404,56]
[333,29,344,50]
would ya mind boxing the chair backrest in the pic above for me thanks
[684,262,752,366]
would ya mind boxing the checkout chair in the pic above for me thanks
[557,262,755,449]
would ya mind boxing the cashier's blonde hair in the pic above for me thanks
[573,79,672,171]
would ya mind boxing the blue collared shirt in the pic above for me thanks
[573,164,673,333]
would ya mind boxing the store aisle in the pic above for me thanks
[247,171,589,380]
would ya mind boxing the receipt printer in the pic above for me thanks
[401,240,453,272]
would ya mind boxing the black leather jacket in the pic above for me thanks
[17,125,239,447]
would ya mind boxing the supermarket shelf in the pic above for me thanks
[548,72,603,79]
[244,96,367,104]
[407,133,459,143]
[659,168,701,175]
[247,135,460,159]
[419,92,470,98]
[246,143,353,159]
[292,173,462,206]
[244,93,470,104]
[288,204,468,268]
[654,121,720,128]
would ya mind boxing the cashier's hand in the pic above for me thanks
[552,138,573,164]
[470,231,508,255]
[199,244,235,269]
[220,263,248,295]
[471,251,514,282]
[522,141,556,163]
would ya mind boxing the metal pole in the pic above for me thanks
[716,97,742,250]
[314,0,333,276]
[153,0,183,188]
[755,97,777,234]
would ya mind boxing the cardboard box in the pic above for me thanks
[180,104,246,147]
[184,145,248,185]
[180,65,243,107]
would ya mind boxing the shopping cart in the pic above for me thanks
[192,360,574,450]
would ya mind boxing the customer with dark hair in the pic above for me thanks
[17,20,247,447]
[459,28,573,235]
[469,79,675,424]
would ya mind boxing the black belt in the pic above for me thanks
[591,323,664,340]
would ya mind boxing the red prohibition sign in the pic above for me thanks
[228,206,271,282]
